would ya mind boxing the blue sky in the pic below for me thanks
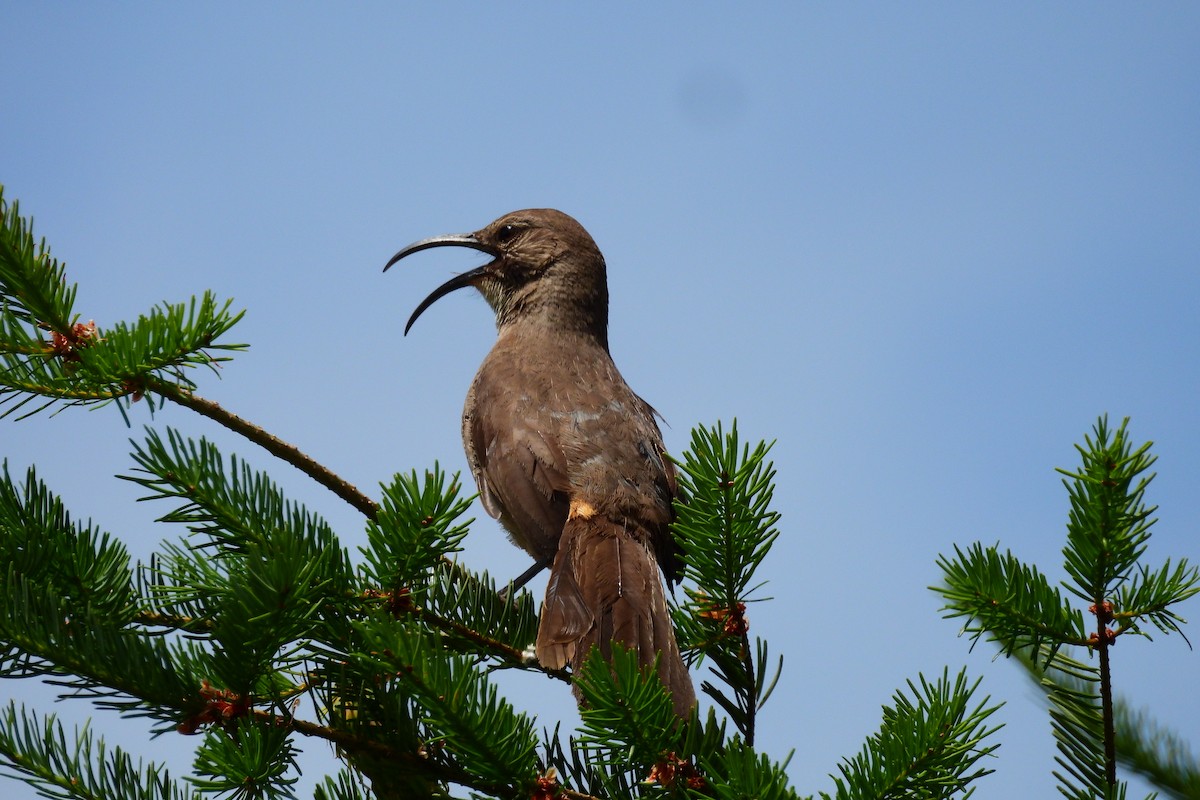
[3,5,1199,798]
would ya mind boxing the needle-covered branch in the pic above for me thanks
[0,186,246,419]
[0,189,78,335]
[0,188,382,521]
[821,669,1001,800]
[936,542,1090,660]
[670,421,783,746]
[0,703,197,800]
[934,416,1199,799]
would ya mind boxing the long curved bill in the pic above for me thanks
[383,233,499,335]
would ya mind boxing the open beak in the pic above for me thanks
[383,233,499,335]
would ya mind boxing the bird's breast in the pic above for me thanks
[468,332,673,524]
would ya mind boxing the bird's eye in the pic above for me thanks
[496,223,519,242]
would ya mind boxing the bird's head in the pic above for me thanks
[385,209,609,344]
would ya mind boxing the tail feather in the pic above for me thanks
[537,516,696,718]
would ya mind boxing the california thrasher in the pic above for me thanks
[385,209,696,717]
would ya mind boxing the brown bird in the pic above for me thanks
[385,209,695,717]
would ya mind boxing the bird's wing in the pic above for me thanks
[651,437,685,584]
[464,378,572,563]
[632,394,684,585]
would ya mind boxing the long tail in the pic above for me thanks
[536,515,696,718]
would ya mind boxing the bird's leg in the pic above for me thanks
[499,555,553,600]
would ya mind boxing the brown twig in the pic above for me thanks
[135,610,214,634]
[147,377,378,519]
[1091,599,1118,786]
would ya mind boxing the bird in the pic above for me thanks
[384,209,696,718]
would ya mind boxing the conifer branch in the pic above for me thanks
[670,421,782,747]
[271,711,450,779]
[0,703,196,800]
[820,669,1001,799]
[935,416,1199,799]
[361,587,555,680]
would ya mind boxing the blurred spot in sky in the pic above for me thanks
[676,64,748,128]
